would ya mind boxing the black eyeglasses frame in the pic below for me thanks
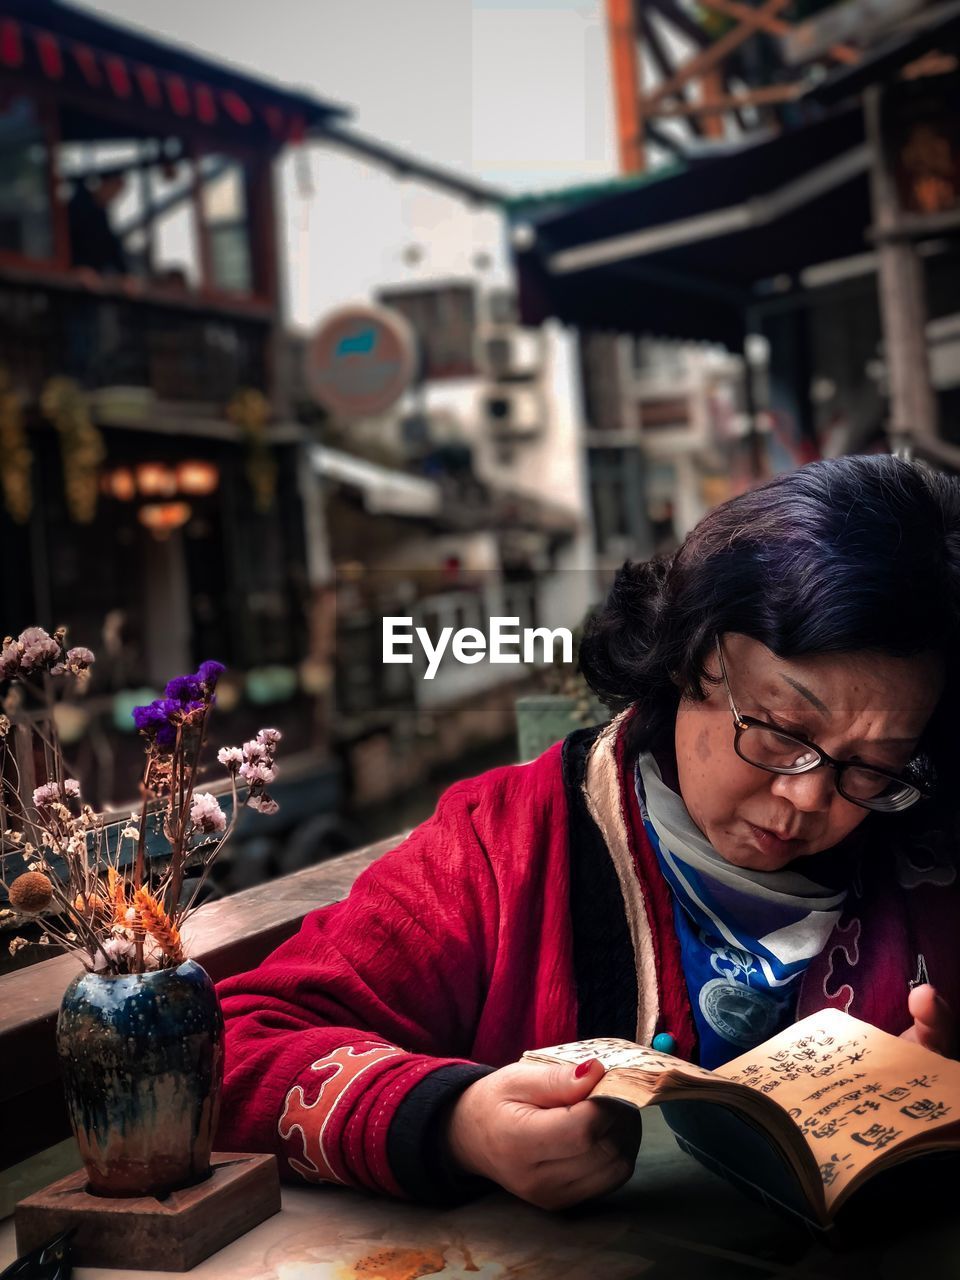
[713,636,930,814]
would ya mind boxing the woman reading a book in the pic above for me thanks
[217,454,960,1211]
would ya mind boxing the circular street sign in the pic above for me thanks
[305,304,418,420]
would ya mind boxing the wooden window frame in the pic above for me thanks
[0,76,280,316]
[0,79,69,274]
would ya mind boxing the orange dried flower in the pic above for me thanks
[107,867,127,923]
[9,871,54,914]
[73,891,110,921]
[133,889,184,963]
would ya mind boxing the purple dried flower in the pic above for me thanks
[132,697,182,746]
[197,660,225,692]
[164,674,203,703]
[132,694,207,749]
[18,627,60,673]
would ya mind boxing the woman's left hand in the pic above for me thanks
[900,984,957,1058]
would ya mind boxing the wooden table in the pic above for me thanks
[2,1111,958,1279]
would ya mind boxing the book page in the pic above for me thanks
[716,1008,960,1209]
[523,1036,717,1082]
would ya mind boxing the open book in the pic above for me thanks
[523,1008,960,1229]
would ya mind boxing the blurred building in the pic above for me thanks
[579,330,761,575]
[289,281,595,807]
[1,0,602,871]
[513,1,960,476]
[0,0,376,886]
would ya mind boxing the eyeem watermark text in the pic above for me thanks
[383,616,574,680]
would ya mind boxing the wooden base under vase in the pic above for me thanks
[14,1152,280,1272]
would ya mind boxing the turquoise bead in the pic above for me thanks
[652,1032,676,1054]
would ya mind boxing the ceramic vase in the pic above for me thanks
[56,958,224,1198]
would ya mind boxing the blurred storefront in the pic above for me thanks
[0,0,354,886]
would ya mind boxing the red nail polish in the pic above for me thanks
[574,1059,596,1078]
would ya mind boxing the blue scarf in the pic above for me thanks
[635,753,848,1069]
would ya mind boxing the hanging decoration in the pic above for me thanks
[227,388,277,514]
[40,378,106,524]
[0,367,31,525]
[0,17,313,143]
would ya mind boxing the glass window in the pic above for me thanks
[147,157,202,289]
[200,157,253,294]
[0,93,53,260]
[58,129,201,288]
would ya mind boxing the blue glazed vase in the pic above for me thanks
[56,958,224,1198]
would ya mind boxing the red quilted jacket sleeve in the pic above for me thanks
[215,777,500,1200]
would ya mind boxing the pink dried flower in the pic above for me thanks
[217,746,244,771]
[32,782,61,809]
[33,780,78,808]
[18,627,60,672]
[53,646,95,677]
[247,793,279,815]
[190,792,226,835]
[0,641,20,681]
[256,728,282,747]
[241,739,268,764]
[239,761,276,785]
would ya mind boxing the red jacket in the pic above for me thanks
[216,717,960,1201]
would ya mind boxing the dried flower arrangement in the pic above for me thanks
[0,626,281,974]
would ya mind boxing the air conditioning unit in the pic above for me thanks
[486,289,517,326]
[477,328,543,382]
[483,386,543,441]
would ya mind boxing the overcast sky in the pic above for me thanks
[73,0,617,326]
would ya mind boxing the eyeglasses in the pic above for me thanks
[714,637,929,813]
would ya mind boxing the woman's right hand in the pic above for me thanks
[444,1057,642,1210]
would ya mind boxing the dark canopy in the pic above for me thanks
[513,108,871,348]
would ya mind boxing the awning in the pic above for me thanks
[513,107,872,347]
[311,445,442,519]
[0,0,346,143]
[809,0,960,107]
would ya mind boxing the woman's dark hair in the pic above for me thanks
[579,455,960,787]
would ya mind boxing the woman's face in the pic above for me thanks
[674,633,943,871]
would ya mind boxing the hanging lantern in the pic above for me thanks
[135,462,177,497]
[101,467,136,501]
[138,502,192,538]
[176,460,219,496]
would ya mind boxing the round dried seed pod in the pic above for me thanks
[9,870,54,914]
